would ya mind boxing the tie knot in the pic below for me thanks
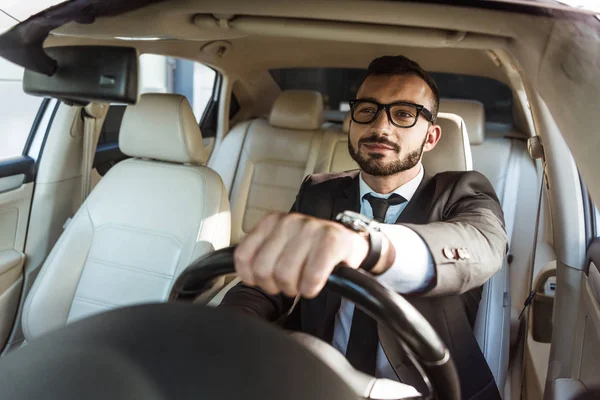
[363,193,407,223]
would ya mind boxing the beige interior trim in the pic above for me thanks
[0,250,25,349]
[3,105,81,351]
[531,95,586,270]
[582,278,600,342]
[543,264,585,397]
[0,175,25,195]
[194,15,509,50]
[589,261,600,302]
[0,250,24,277]
[51,0,531,41]
[0,277,22,350]
[0,183,34,252]
[488,49,536,137]
[552,378,586,400]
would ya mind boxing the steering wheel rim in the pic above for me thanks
[169,246,461,400]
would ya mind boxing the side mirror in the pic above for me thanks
[23,46,138,105]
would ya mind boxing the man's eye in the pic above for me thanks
[358,108,376,114]
[394,111,414,118]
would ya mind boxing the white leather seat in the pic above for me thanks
[210,90,325,244]
[22,93,231,340]
[314,111,472,174]
[440,99,523,393]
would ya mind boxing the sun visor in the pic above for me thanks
[23,46,139,104]
[0,0,165,76]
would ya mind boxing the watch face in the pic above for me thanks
[335,211,374,235]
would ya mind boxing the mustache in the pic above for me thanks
[358,134,400,152]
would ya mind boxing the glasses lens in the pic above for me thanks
[389,104,418,127]
[352,101,379,123]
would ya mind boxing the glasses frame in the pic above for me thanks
[349,99,435,128]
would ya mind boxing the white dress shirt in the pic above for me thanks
[331,164,435,380]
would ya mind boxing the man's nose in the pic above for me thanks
[368,109,393,135]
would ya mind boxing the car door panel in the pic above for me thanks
[0,156,35,348]
[549,240,600,398]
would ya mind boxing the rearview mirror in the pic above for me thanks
[23,46,138,104]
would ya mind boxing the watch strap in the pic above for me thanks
[359,230,382,271]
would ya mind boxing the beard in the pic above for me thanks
[348,133,427,176]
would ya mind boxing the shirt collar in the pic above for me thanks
[358,164,424,202]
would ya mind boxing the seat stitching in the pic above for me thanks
[85,257,176,279]
[65,206,97,322]
[94,223,183,248]
[71,296,119,309]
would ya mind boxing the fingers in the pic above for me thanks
[300,224,368,298]
[234,212,282,286]
[251,215,303,294]
[272,218,322,297]
[233,212,370,299]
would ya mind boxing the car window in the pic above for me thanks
[0,58,45,161]
[269,68,513,126]
[98,54,217,147]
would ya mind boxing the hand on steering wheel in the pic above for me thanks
[170,246,461,400]
[233,212,393,298]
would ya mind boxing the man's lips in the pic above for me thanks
[362,143,395,151]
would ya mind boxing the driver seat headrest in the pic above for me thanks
[119,93,209,165]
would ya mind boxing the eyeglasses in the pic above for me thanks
[349,99,435,128]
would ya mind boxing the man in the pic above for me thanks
[221,55,507,399]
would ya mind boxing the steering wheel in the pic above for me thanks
[0,246,460,400]
[170,246,460,400]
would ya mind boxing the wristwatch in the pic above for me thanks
[335,210,382,272]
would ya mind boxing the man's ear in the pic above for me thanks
[423,124,442,152]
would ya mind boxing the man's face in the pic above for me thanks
[348,74,440,176]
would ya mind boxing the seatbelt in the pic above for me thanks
[518,178,544,320]
[519,136,546,320]
[80,103,107,205]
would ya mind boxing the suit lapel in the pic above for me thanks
[330,172,361,219]
[394,172,434,224]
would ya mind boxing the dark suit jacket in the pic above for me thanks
[221,169,508,400]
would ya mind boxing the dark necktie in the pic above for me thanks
[345,192,407,375]
[363,193,407,223]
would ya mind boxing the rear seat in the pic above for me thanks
[209,90,325,244]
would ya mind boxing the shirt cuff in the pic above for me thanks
[376,224,435,294]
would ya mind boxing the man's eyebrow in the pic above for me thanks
[356,96,380,103]
[355,97,422,105]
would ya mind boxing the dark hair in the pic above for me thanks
[366,55,440,119]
